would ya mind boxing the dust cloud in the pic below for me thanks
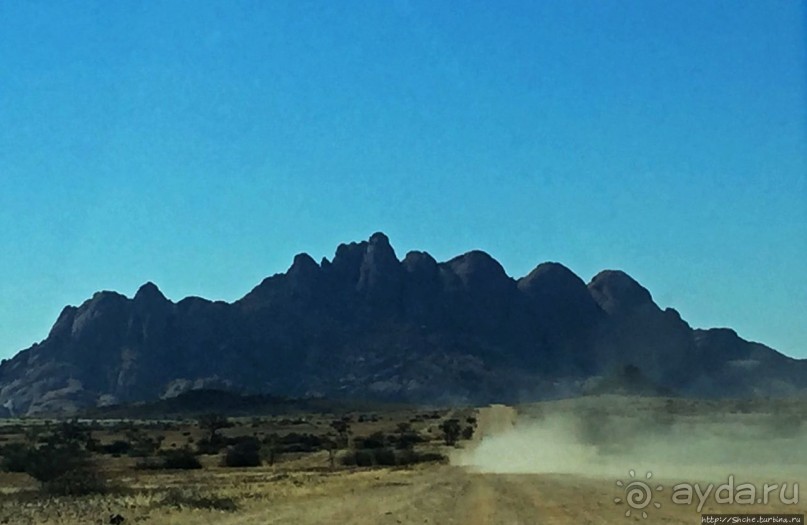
[454,397,807,482]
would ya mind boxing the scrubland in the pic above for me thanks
[1,397,805,524]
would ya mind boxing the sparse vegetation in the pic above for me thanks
[0,420,108,496]
[160,488,239,512]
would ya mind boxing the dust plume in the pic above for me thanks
[454,397,807,482]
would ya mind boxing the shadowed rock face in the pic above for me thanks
[588,270,653,316]
[0,232,804,416]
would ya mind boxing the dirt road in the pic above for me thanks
[220,464,805,525]
[251,467,615,524]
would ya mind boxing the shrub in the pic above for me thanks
[195,435,227,455]
[461,426,474,440]
[439,419,461,446]
[0,443,31,473]
[126,433,160,457]
[373,447,396,466]
[355,431,387,449]
[349,449,375,467]
[100,440,132,456]
[341,447,446,467]
[391,431,425,450]
[42,467,108,496]
[277,433,323,453]
[49,420,92,446]
[15,441,108,496]
[161,448,203,470]
[410,451,446,464]
[25,443,85,484]
[137,448,202,470]
[223,439,261,468]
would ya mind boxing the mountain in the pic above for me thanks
[1,232,804,416]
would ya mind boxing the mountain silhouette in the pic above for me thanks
[0,232,804,416]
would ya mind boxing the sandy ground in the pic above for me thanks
[209,462,804,525]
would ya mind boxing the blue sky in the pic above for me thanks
[0,1,805,359]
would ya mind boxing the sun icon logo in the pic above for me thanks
[614,470,663,519]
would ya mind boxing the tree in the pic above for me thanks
[330,419,351,448]
[322,437,337,469]
[393,422,421,450]
[439,419,461,446]
[261,433,280,466]
[198,414,232,442]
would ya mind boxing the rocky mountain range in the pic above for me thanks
[1,232,805,416]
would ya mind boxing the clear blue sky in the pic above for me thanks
[0,1,805,359]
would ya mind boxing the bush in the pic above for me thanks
[347,449,375,467]
[0,422,106,495]
[126,434,160,457]
[355,432,387,449]
[439,419,461,446]
[42,467,108,496]
[373,447,396,466]
[0,443,31,473]
[162,448,203,470]
[12,441,108,496]
[461,426,474,440]
[195,435,226,455]
[341,447,445,467]
[100,440,132,456]
[137,448,202,470]
[25,443,85,484]
[277,433,323,453]
[390,432,425,450]
[223,439,261,468]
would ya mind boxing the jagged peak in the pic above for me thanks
[363,232,398,262]
[334,240,367,257]
[331,240,368,272]
[83,290,128,308]
[357,232,401,294]
[444,250,511,291]
[289,253,319,273]
[287,253,321,293]
[368,231,391,246]
[519,262,580,285]
[518,262,589,297]
[55,304,78,321]
[402,250,438,272]
[447,250,506,276]
[48,305,79,339]
[134,281,167,303]
[588,270,653,314]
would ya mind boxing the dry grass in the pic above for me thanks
[0,408,460,524]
